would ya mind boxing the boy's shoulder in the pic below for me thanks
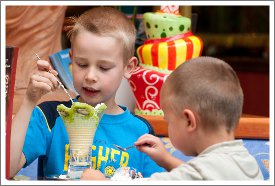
[36,100,72,130]
[37,100,72,110]
[129,112,156,136]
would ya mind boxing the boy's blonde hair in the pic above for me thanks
[64,6,136,63]
[164,56,244,132]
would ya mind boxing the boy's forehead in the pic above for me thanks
[71,33,124,56]
[73,29,121,42]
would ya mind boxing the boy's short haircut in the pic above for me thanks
[166,56,244,132]
[64,6,136,63]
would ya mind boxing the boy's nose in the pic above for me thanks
[85,69,98,82]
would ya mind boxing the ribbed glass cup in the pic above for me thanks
[57,102,107,179]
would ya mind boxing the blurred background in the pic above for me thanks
[6,5,270,117]
[64,5,269,116]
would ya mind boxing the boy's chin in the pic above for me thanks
[77,96,98,106]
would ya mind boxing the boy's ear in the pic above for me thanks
[182,109,197,132]
[69,49,73,60]
[124,57,138,79]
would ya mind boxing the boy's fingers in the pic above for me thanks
[32,73,56,90]
[48,73,60,88]
[36,60,57,76]
[37,59,51,70]
[32,80,52,92]
[50,69,58,76]
[137,133,153,141]
[136,147,153,155]
[135,134,155,144]
[135,137,154,146]
[36,70,59,89]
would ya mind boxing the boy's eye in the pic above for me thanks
[100,66,111,71]
[76,62,87,68]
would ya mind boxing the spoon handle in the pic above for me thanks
[125,145,135,150]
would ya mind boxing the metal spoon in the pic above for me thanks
[35,53,74,104]
[113,144,135,151]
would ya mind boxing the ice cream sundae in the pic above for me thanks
[57,102,107,179]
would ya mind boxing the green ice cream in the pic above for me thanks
[57,102,107,124]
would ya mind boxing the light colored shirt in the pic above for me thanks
[149,140,263,180]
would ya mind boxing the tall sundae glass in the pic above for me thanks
[57,102,107,179]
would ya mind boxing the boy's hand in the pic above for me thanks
[134,134,170,165]
[134,134,183,171]
[26,60,59,104]
[81,168,108,180]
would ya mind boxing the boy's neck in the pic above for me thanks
[195,128,235,155]
[105,104,125,115]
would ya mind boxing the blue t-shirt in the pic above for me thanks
[22,99,164,178]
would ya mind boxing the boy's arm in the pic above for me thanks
[135,134,183,171]
[10,97,37,178]
[155,152,184,172]
[81,169,108,180]
[9,60,59,178]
